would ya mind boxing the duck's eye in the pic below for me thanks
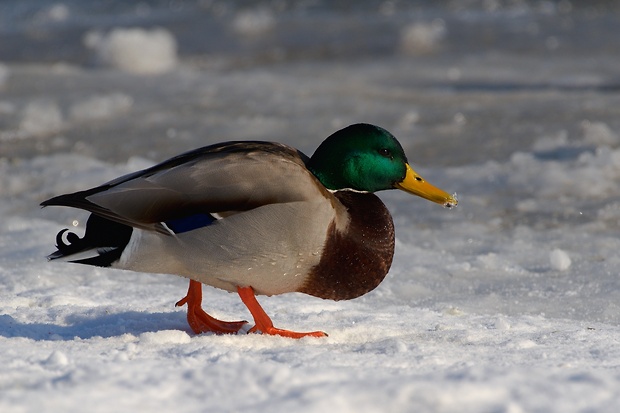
[378,148,392,158]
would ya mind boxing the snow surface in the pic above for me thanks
[2,1,620,412]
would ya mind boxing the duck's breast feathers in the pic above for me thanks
[42,141,328,232]
[298,191,395,301]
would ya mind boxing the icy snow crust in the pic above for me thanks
[2,1,620,412]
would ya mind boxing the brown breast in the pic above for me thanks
[298,191,395,301]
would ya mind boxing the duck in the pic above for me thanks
[42,123,457,338]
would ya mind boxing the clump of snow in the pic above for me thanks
[43,350,69,368]
[37,3,70,23]
[397,110,420,131]
[531,130,569,152]
[581,120,619,146]
[68,92,133,122]
[550,249,572,271]
[139,330,191,345]
[400,19,446,55]
[19,99,64,137]
[232,8,276,36]
[506,144,620,198]
[85,28,178,74]
[597,202,620,225]
[493,317,511,330]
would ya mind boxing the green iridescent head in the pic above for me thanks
[308,123,457,207]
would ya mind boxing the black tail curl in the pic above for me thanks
[48,214,133,267]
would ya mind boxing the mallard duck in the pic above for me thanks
[42,123,457,338]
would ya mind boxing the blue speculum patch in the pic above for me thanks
[165,213,216,234]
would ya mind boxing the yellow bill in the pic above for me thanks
[394,164,458,208]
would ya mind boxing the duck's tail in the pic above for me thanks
[48,214,133,267]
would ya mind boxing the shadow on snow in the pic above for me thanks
[0,311,189,341]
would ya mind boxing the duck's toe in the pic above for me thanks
[177,280,247,335]
[248,324,327,339]
[237,286,327,339]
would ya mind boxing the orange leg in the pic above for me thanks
[237,286,327,339]
[176,280,247,334]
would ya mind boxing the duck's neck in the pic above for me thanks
[299,191,395,301]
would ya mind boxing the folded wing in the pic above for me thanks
[41,141,327,234]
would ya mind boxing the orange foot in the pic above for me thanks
[237,286,327,339]
[176,280,247,334]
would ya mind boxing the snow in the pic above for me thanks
[400,20,447,55]
[18,99,64,138]
[550,249,572,271]
[2,1,620,412]
[232,8,276,36]
[68,92,134,122]
[85,28,178,74]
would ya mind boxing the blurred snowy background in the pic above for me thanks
[2,1,620,412]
